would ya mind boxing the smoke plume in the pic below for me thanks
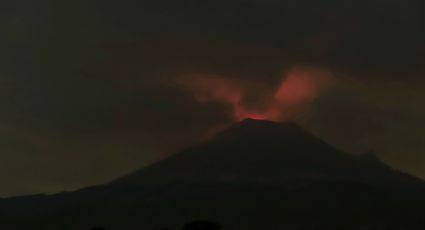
[179,66,333,123]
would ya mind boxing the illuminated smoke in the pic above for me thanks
[180,66,333,122]
[273,66,333,120]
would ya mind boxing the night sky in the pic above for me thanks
[1,0,425,197]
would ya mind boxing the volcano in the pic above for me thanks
[113,119,424,191]
[1,119,425,229]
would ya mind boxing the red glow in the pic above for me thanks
[235,112,275,121]
[180,66,333,122]
[275,67,331,103]
[273,67,332,120]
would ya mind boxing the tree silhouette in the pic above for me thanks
[182,220,222,230]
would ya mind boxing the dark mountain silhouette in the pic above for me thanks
[113,119,424,191]
[1,119,425,229]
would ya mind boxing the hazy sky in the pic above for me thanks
[1,0,425,197]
